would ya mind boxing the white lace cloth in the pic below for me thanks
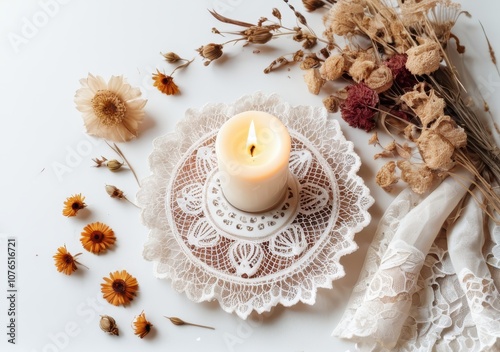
[137,92,373,319]
[333,175,500,351]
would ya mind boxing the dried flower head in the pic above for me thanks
[365,65,393,93]
[100,315,119,336]
[397,160,436,194]
[405,38,442,75]
[162,51,181,63]
[53,245,82,275]
[101,270,139,306]
[300,55,321,70]
[430,115,467,148]
[383,54,417,90]
[401,84,446,127]
[62,193,87,217]
[340,82,379,132]
[245,26,273,44]
[152,70,180,95]
[197,43,223,66]
[320,54,345,80]
[75,74,146,142]
[302,0,328,12]
[376,161,399,192]
[323,95,341,113]
[164,316,215,330]
[80,222,116,255]
[133,311,153,338]
[416,129,456,171]
[349,58,376,83]
[105,184,125,199]
[106,159,123,172]
[326,0,365,36]
[304,68,325,95]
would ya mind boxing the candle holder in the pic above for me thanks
[138,92,374,319]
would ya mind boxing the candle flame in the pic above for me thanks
[246,120,257,157]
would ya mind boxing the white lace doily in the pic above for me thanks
[138,92,373,319]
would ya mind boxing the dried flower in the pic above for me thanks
[376,161,399,192]
[416,129,456,171]
[62,193,87,217]
[245,27,273,44]
[92,156,107,167]
[100,315,119,336]
[152,70,180,95]
[105,185,124,199]
[323,95,341,113]
[162,51,181,63]
[164,316,215,330]
[133,311,153,338]
[348,58,376,83]
[430,115,467,149]
[383,54,417,90]
[106,159,123,172]
[400,84,446,127]
[304,68,325,95]
[300,55,321,70]
[74,74,146,142]
[319,54,345,80]
[53,245,82,275]
[365,65,393,93]
[326,0,364,36]
[101,270,139,306]
[405,38,442,75]
[80,222,116,255]
[197,43,223,66]
[302,0,329,12]
[397,160,436,194]
[340,83,379,132]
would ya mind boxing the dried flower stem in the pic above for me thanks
[164,316,215,330]
[106,141,140,187]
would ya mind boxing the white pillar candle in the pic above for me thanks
[215,111,291,213]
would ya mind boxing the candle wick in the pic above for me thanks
[250,145,256,157]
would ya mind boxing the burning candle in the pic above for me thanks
[215,111,291,213]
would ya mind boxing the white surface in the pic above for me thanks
[0,1,499,351]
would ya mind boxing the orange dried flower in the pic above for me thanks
[53,245,82,275]
[133,311,153,338]
[101,270,139,306]
[62,193,86,217]
[152,70,179,95]
[80,222,116,254]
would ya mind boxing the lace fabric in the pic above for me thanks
[137,92,373,319]
[333,183,500,351]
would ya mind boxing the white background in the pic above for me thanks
[0,1,499,351]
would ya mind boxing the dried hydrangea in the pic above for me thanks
[340,82,379,132]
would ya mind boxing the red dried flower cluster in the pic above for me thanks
[340,83,379,132]
[384,54,417,89]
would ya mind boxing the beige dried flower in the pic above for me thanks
[197,43,224,66]
[105,185,125,199]
[245,26,273,44]
[430,115,467,148]
[320,54,345,80]
[300,55,321,70]
[302,0,328,12]
[348,59,376,83]
[368,132,379,146]
[304,68,325,95]
[74,74,147,142]
[162,51,181,63]
[397,160,435,194]
[405,38,442,75]
[416,129,456,171]
[326,0,364,36]
[376,161,399,192]
[400,84,446,127]
[100,315,119,336]
[365,65,393,93]
[323,95,341,113]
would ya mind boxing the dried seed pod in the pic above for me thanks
[105,185,124,199]
[106,159,123,172]
[272,8,281,20]
[197,43,224,65]
[100,315,119,336]
[164,316,215,330]
[162,52,181,63]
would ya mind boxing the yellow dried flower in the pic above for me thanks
[62,193,86,217]
[197,43,223,66]
[304,68,325,95]
[133,311,153,338]
[53,245,82,275]
[101,270,139,306]
[80,222,116,255]
[320,54,345,80]
[152,70,180,95]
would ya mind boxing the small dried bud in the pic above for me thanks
[272,8,282,20]
[164,316,215,330]
[302,0,327,12]
[246,27,273,44]
[105,185,124,199]
[323,95,340,113]
[300,55,321,70]
[100,315,119,336]
[197,43,224,65]
[106,159,123,172]
[162,51,181,63]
